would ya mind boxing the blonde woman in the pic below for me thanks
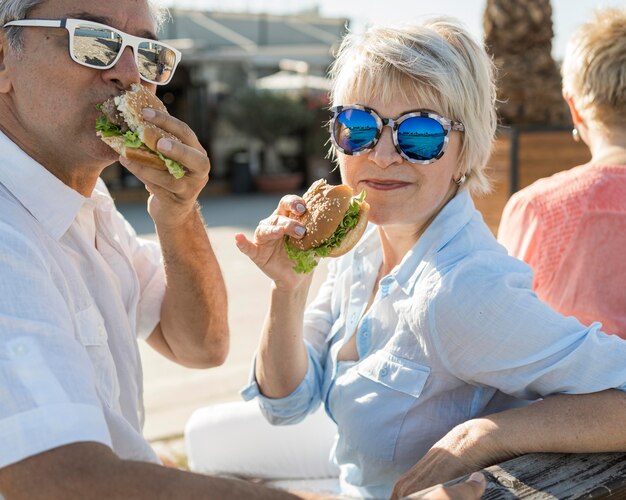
[393,8,626,498]
[236,16,626,499]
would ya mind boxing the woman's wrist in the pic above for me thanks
[442,418,513,470]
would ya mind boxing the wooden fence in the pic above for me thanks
[474,127,591,234]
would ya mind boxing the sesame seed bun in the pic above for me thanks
[288,179,369,255]
[114,83,179,151]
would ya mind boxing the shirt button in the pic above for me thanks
[10,343,29,357]
[98,325,106,337]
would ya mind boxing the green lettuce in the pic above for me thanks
[157,152,185,180]
[96,111,185,179]
[284,191,366,274]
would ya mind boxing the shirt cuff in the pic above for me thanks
[240,351,319,424]
[0,403,112,468]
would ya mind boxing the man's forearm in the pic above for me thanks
[0,443,317,500]
[154,205,229,367]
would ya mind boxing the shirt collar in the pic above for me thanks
[353,190,476,295]
[0,130,88,240]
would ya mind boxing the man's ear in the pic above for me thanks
[0,34,14,93]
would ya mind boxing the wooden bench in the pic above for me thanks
[406,452,626,498]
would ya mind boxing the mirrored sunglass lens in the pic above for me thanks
[72,23,121,67]
[334,109,378,153]
[138,42,176,83]
[397,117,445,161]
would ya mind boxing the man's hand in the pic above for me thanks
[119,107,209,228]
[407,472,486,500]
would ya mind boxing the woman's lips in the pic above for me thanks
[362,179,411,191]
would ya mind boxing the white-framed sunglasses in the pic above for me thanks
[3,18,181,85]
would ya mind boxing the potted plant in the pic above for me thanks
[224,88,314,192]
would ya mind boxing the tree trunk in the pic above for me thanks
[483,0,569,127]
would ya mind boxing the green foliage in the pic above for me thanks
[224,89,315,145]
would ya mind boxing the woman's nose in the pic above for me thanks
[368,126,403,168]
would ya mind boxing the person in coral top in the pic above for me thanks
[497,6,626,336]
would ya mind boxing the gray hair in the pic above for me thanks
[329,18,498,195]
[0,0,169,55]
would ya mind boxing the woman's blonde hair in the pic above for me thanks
[329,18,497,195]
[562,7,626,128]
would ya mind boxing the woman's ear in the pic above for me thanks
[563,93,583,126]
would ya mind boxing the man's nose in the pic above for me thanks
[102,46,142,89]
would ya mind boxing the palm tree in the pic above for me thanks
[483,0,569,126]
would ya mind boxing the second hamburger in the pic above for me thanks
[285,179,369,273]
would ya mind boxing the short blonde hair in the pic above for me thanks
[562,7,626,127]
[329,18,497,195]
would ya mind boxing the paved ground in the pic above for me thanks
[117,193,329,443]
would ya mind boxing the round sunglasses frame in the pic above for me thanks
[330,104,465,165]
[3,18,181,85]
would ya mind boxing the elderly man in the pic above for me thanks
[0,0,312,498]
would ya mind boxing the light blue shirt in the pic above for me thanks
[242,189,626,499]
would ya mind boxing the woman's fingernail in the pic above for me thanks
[296,203,306,214]
[294,226,306,236]
[142,108,156,119]
[158,138,172,151]
[468,472,485,484]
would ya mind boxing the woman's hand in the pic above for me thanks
[407,472,486,500]
[119,108,210,229]
[235,194,311,290]
[391,420,502,499]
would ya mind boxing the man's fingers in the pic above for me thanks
[142,108,204,151]
[155,138,210,178]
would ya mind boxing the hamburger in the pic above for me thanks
[96,83,185,179]
[285,179,370,273]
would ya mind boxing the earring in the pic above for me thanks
[454,174,466,186]
[572,127,580,142]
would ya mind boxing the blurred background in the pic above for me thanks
[104,0,623,230]
[105,0,621,462]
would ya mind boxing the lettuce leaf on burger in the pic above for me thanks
[96,83,185,179]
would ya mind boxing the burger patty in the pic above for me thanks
[101,99,130,133]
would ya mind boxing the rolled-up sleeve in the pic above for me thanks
[432,253,626,400]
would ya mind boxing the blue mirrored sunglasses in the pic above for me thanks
[330,105,465,164]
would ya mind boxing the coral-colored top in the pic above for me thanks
[498,163,626,338]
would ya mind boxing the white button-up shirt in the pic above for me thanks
[0,131,165,468]
[242,189,626,499]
